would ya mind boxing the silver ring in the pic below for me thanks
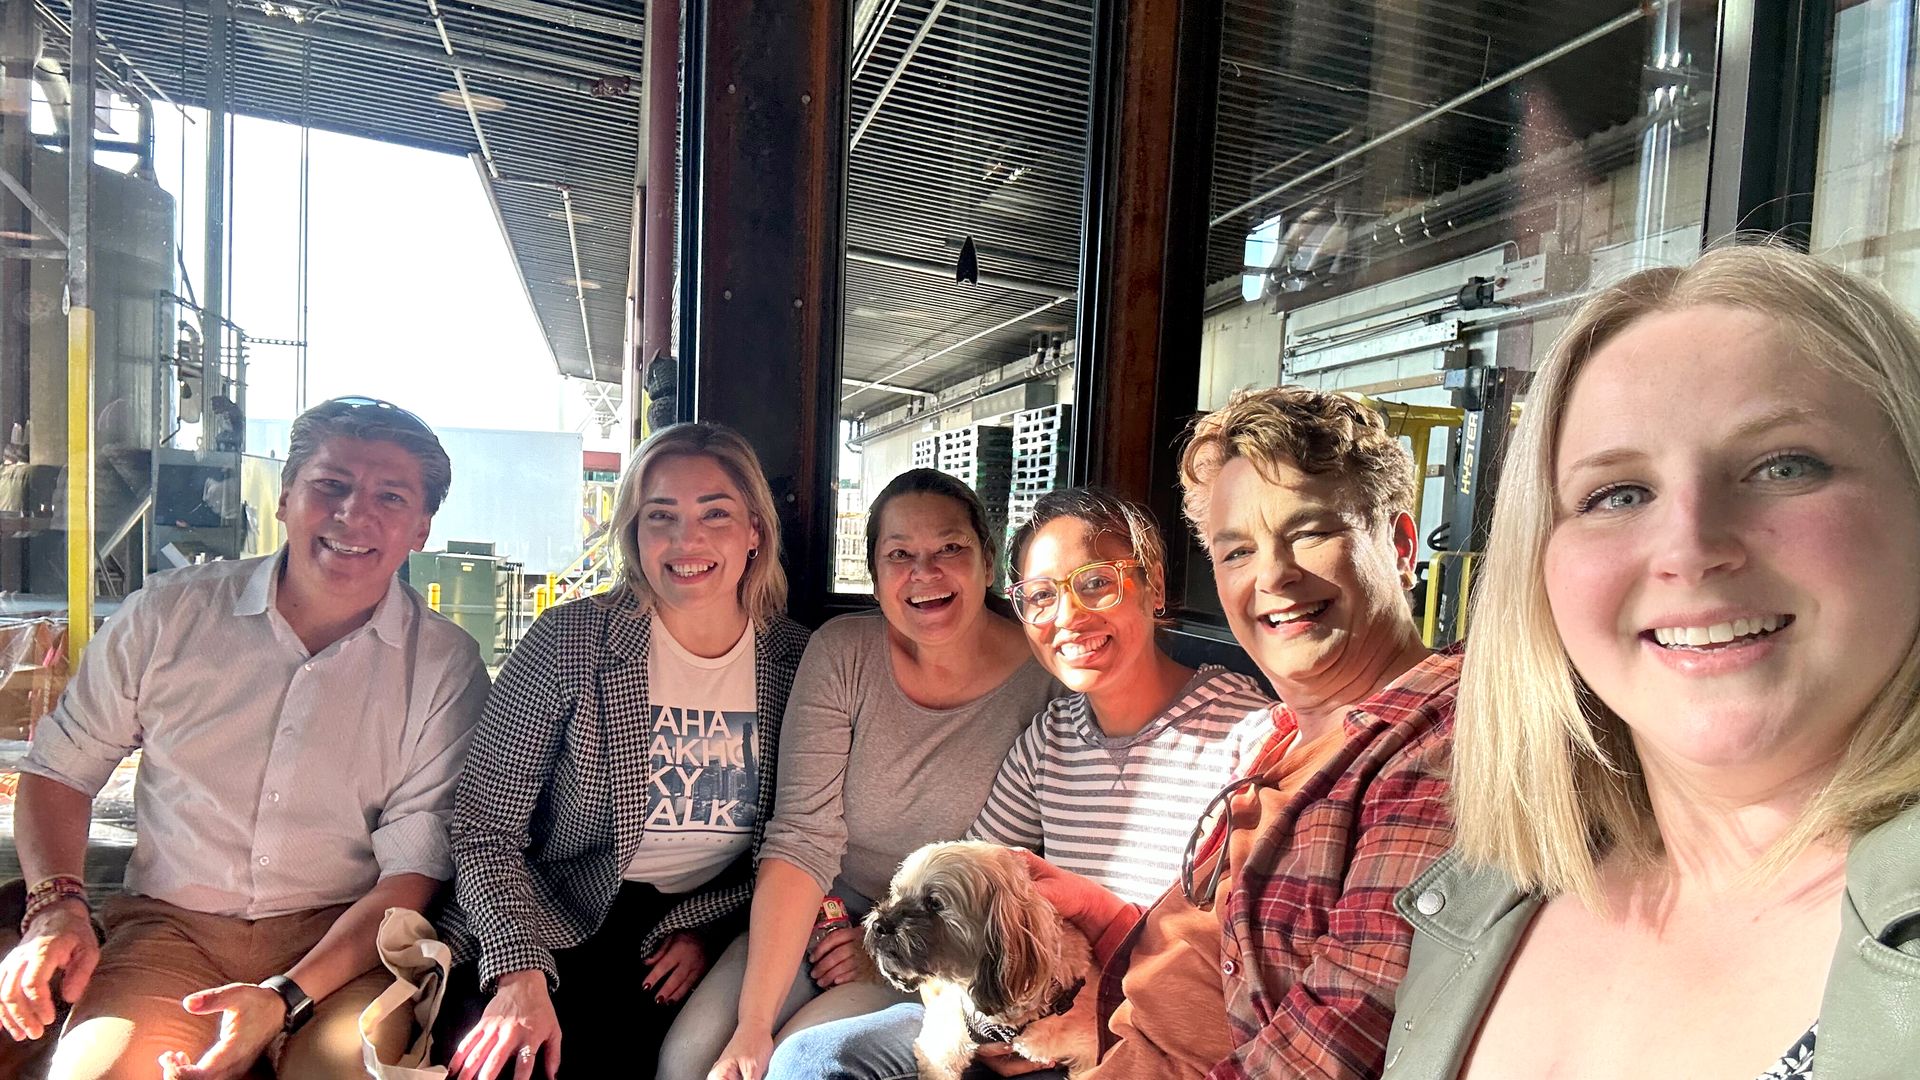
[518,1047,535,1062]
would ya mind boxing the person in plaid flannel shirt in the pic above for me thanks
[765,386,1457,1080]
[1023,385,1459,1080]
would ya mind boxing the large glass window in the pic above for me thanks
[1,0,639,888]
[833,0,1095,591]
[1813,0,1920,298]
[1184,0,1720,628]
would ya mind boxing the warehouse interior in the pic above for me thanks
[0,0,1885,667]
[0,0,1901,1001]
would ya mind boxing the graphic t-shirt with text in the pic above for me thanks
[625,616,758,894]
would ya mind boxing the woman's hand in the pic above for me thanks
[806,926,873,988]
[448,970,563,1080]
[641,932,709,1005]
[707,1027,774,1080]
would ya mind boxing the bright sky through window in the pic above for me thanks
[147,107,605,440]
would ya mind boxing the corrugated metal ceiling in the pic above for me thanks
[41,0,643,385]
[38,0,1702,422]
[840,0,1094,417]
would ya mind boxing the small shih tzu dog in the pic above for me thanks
[866,841,1098,1080]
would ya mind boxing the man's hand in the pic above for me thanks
[641,932,709,1005]
[155,983,288,1080]
[448,969,562,1080]
[976,1041,1059,1076]
[0,900,98,1041]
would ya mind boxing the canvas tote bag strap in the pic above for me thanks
[359,907,452,1079]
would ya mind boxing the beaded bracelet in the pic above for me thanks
[20,874,88,935]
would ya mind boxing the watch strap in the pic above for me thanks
[259,974,314,1033]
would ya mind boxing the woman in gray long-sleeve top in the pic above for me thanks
[663,469,1059,1080]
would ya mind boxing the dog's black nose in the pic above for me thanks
[871,914,897,936]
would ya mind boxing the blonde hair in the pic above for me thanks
[604,422,789,626]
[1456,241,1920,903]
[1178,385,1416,542]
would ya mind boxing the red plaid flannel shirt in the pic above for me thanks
[1095,646,1461,1080]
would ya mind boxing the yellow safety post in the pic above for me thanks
[65,0,98,659]
[1362,397,1464,535]
[1407,425,1431,528]
[66,307,94,657]
[1458,553,1478,637]
[1420,551,1482,648]
[1421,553,1445,648]
[427,582,442,611]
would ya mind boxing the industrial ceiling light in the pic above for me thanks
[955,236,979,285]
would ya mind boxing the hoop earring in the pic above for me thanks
[748,548,759,561]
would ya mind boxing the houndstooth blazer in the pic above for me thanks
[437,588,810,990]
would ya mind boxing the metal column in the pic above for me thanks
[1433,333,1526,645]
[682,0,846,622]
[201,0,227,411]
[0,0,33,593]
[66,0,95,653]
[640,0,678,437]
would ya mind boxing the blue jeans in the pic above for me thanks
[659,886,917,1080]
[769,1003,1069,1080]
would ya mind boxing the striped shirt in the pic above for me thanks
[968,666,1273,905]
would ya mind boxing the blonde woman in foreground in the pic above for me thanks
[1383,243,1920,1080]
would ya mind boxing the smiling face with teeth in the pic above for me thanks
[1013,516,1160,697]
[1204,455,1423,709]
[1545,305,1920,784]
[872,492,993,646]
[277,435,434,615]
[633,452,761,632]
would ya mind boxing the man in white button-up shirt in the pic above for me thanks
[0,398,488,1080]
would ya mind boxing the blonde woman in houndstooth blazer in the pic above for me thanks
[435,423,811,1080]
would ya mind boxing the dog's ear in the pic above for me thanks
[971,861,1051,1016]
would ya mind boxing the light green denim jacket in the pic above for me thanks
[1380,802,1920,1079]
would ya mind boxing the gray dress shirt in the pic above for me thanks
[21,553,488,918]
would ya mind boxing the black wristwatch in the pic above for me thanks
[259,974,315,1033]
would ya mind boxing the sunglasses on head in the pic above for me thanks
[319,396,435,435]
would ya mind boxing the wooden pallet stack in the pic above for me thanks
[938,425,1013,577]
[1008,404,1071,539]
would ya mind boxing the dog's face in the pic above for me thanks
[866,841,1055,1016]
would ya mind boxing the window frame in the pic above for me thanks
[754,0,1839,631]
[1090,0,1836,639]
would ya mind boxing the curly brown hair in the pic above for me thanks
[1177,386,1415,542]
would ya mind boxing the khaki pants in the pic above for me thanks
[46,896,391,1080]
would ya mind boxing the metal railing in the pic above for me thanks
[552,529,615,605]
